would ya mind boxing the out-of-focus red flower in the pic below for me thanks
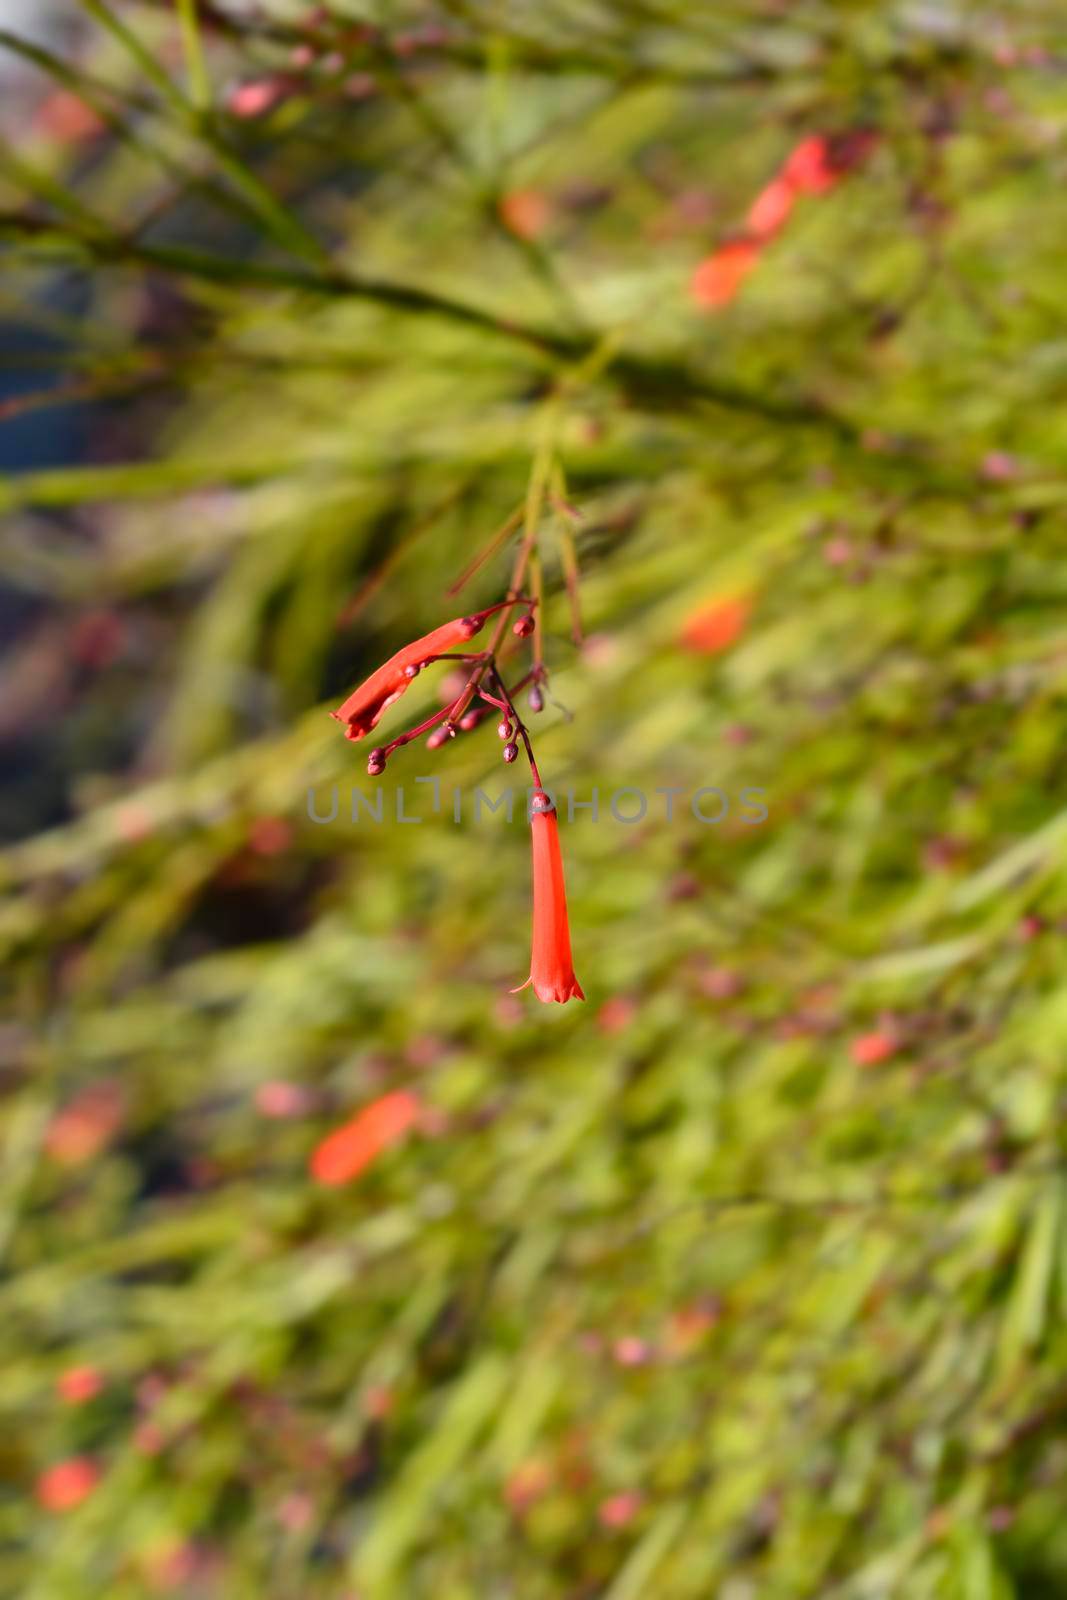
[596,996,636,1035]
[745,175,797,240]
[680,594,751,654]
[143,1538,212,1592]
[332,605,507,741]
[689,239,761,308]
[255,1080,314,1119]
[44,1082,125,1166]
[981,450,1020,482]
[32,91,106,146]
[394,23,452,55]
[664,1298,722,1356]
[276,1492,315,1533]
[345,73,377,100]
[612,1336,652,1367]
[599,1490,644,1529]
[36,1457,100,1512]
[310,1090,421,1186]
[515,793,584,1005]
[850,1030,898,1066]
[823,536,854,567]
[226,77,294,119]
[499,188,552,240]
[363,1385,395,1419]
[782,134,838,195]
[405,1033,447,1068]
[699,965,744,999]
[504,1458,553,1514]
[691,130,875,312]
[57,1366,104,1406]
[134,1421,166,1457]
[115,804,154,844]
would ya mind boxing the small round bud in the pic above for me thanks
[513,614,535,637]
[527,685,544,713]
[426,726,451,749]
[367,748,386,776]
[497,719,512,741]
[503,741,519,764]
[403,663,421,679]
[458,710,480,732]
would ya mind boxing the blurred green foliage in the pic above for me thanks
[5,1,1067,1596]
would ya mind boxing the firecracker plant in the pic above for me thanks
[331,556,584,1004]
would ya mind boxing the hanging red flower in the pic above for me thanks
[329,568,584,1001]
[515,792,585,1005]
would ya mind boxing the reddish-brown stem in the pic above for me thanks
[471,595,536,626]
[419,652,490,666]
[382,703,452,757]
[371,592,543,767]
[489,666,544,791]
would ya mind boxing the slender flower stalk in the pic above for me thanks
[515,790,584,1005]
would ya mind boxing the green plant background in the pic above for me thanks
[4,2,1067,1596]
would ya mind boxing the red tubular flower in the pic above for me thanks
[680,593,751,653]
[691,130,877,314]
[57,1366,104,1406]
[516,792,584,1004]
[310,1089,420,1186]
[689,238,761,309]
[36,1457,100,1512]
[781,134,838,195]
[332,606,497,741]
[745,174,797,241]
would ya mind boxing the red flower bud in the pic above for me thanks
[528,685,544,713]
[332,608,492,740]
[513,614,536,637]
[497,720,512,740]
[503,741,518,763]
